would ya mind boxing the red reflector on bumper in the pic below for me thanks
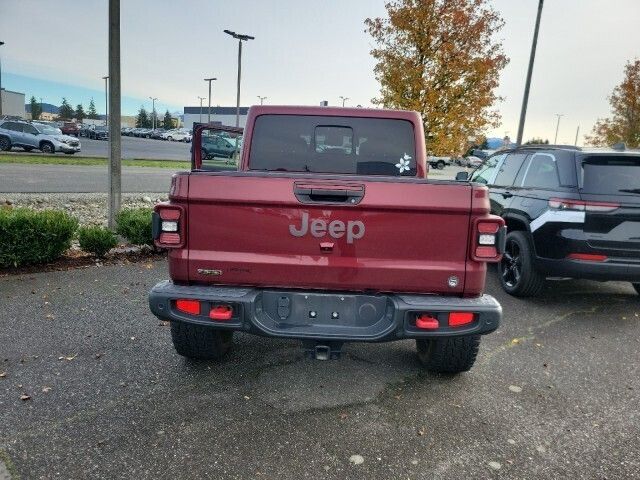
[475,246,497,258]
[176,299,200,315]
[415,314,439,330]
[159,232,181,244]
[449,312,474,327]
[567,253,608,262]
[209,305,233,321]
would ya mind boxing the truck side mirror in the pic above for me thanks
[455,171,469,181]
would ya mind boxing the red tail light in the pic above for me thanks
[176,299,200,315]
[209,305,233,321]
[415,314,439,330]
[567,253,608,262]
[471,217,505,262]
[549,198,619,212]
[154,204,185,248]
[449,312,475,327]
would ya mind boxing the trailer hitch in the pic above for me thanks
[302,340,344,360]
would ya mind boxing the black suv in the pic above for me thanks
[458,145,640,297]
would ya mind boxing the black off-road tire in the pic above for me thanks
[0,136,11,151]
[499,230,545,297]
[416,335,480,373]
[170,322,233,360]
[632,283,640,295]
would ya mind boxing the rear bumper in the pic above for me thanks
[148,281,501,341]
[536,257,640,282]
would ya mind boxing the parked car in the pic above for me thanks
[79,124,94,137]
[148,106,506,373]
[60,122,80,137]
[150,129,165,139]
[89,125,109,140]
[166,129,191,142]
[428,156,452,170]
[161,129,178,140]
[456,145,640,297]
[201,134,238,159]
[0,120,81,154]
[456,155,484,168]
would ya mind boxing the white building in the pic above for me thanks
[182,106,249,130]
[0,88,26,118]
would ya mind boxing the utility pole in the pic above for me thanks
[339,96,349,107]
[148,96,157,129]
[516,0,544,145]
[574,125,580,146]
[197,96,205,123]
[39,97,43,119]
[224,29,254,128]
[0,41,4,117]
[204,77,216,124]
[554,114,563,144]
[102,76,109,126]
[257,95,267,105]
[107,0,121,229]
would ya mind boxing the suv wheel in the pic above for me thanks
[416,335,480,373]
[40,142,54,154]
[436,160,445,170]
[499,231,545,297]
[632,283,640,295]
[0,136,11,151]
[170,322,233,360]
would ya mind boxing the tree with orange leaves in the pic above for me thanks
[365,0,509,156]
[586,60,640,148]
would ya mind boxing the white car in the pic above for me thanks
[164,129,191,142]
[0,120,81,154]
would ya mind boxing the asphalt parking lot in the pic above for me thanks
[1,261,639,479]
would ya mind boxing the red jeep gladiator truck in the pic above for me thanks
[149,106,505,373]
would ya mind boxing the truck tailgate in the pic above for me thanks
[186,173,472,295]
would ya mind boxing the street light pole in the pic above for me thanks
[574,125,580,146]
[39,97,43,120]
[554,114,563,144]
[257,96,267,105]
[0,41,4,117]
[224,29,255,128]
[148,96,157,129]
[107,0,121,230]
[339,96,349,107]
[197,96,205,123]
[102,76,109,126]
[516,0,544,146]
[204,77,217,124]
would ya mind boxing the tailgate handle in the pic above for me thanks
[294,186,364,205]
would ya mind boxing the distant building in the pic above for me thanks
[1,89,26,118]
[25,102,59,120]
[182,106,249,130]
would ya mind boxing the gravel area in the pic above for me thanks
[1,193,168,226]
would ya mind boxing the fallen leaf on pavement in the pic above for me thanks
[59,355,77,361]
[339,412,348,420]
[42,386,51,393]
[0,372,6,378]
[417,427,426,436]
[20,394,31,401]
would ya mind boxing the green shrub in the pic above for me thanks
[0,208,78,268]
[78,226,118,257]
[116,208,153,246]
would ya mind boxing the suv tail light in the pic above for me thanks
[153,204,185,248]
[549,198,619,212]
[471,217,506,262]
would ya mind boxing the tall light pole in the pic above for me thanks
[102,75,109,126]
[224,29,254,128]
[339,96,349,107]
[39,97,43,120]
[204,77,216,124]
[148,96,157,129]
[257,95,267,105]
[0,41,4,117]
[574,125,580,146]
[554,113,563,144]
[516,0,544,146]
[197,96,205,123]
[107,0,121,230]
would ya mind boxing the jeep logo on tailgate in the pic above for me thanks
[289,212,365,244]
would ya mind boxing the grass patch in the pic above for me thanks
[0,153,234,170]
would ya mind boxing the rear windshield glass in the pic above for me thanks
[581,156,640,195]
[249,115,416,176]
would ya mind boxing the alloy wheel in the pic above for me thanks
[501,239,522,288]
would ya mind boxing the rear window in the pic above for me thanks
[249,115,416,176]
[581,155,640,195]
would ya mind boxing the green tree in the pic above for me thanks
[58,97,74,120]
[136,106,150,128]
[525,137,549,145]
[75,104,86,123]
[365,0,509,156]
[29,96,42,120]
[87,98,99,119]
[163,110,173,129]
[586,59,640,148]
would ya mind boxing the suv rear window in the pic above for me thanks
[581,155,640,195]
[249,115,416,176]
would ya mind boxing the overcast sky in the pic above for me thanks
[1,0,639,143]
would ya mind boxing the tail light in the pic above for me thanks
[471,217,506,262]
[549,198,619,212]
[153,204,185,248]
[175,299,200,315]
[209,305,233,321]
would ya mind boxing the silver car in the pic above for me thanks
[0,120,81,154]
